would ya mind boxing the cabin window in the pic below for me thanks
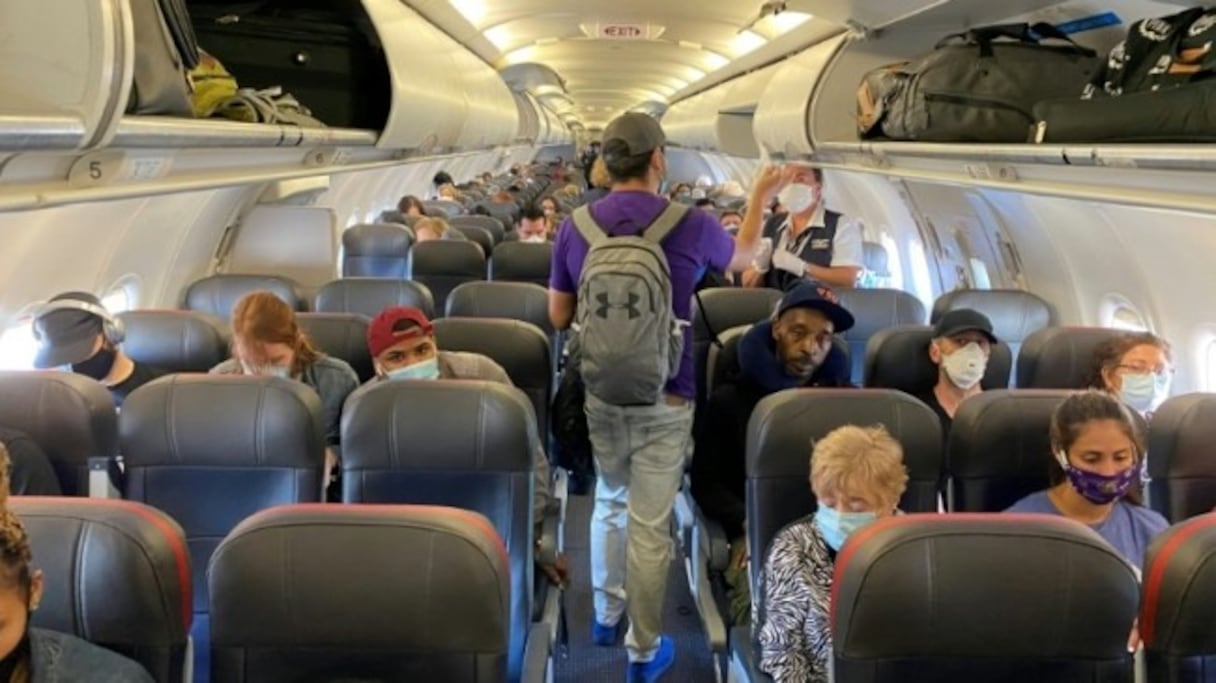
[969,258,992,290]
[1102,296,1150,332]
[908,238,935,309]
[880,234,903,289]
[0,319,36,370]
[101,277,139,313]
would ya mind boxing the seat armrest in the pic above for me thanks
[88,456,122,498]
[728,626,773,683]
[521,622,551,683]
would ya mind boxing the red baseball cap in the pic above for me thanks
[367,307,434,358]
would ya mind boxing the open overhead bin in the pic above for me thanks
[714,64,781,158]
[753,33,849,159]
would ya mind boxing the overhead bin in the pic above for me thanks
[450,48,518,150]
[753,33,849,159]
[715,64,780,158]
[664,88,728,151]
[513,93,542,142]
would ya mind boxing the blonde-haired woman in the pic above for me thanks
[757,425,908,683]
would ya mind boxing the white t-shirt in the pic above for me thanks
[774,205,865,268]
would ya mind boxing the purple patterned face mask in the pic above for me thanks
[1057,451,1140,505]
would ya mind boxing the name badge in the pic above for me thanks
[810,238,832,250]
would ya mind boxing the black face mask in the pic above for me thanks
[71,345,117,381]
[0,615,31,682]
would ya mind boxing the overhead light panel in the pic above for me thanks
[730,30,767,56]
[535,36,559,46]
[703,51,730,70]
[484,25,514,51]
[678,40,702,50]
[449,0,487,26]
[762,10,813,33]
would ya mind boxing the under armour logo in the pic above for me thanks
[596,292,641,319]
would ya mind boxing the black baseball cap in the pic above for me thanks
[933,308,997,343]
[32,292,107,368]
[775,282,855,333]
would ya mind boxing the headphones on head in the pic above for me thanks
[32,298,126,346]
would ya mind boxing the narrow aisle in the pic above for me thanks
[555,492,716,682]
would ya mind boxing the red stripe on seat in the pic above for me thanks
[1140,513,1216,645]
[16,497,193,632]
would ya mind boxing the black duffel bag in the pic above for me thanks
[1034,7,1216,142]
[857,22,1101,142]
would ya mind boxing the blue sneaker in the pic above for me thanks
[626,636,675,683]
[591,619,623,646]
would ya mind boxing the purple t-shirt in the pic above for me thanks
[1005,490,1169,569]
[550,190,735,399]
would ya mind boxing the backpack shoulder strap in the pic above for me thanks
[572,205,608,246]
[641,202,689,245]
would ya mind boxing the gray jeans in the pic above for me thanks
[586,393,694,663]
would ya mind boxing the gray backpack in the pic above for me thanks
[571,202,689,406]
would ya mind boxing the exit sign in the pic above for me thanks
[581,23,665,40]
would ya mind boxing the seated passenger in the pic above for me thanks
[506,205,551,243]
[757,425,907,683]
[1006,390,1168,570]
[692,283,853,622]
[743,165,864,290]
[915,308,997,435]
[578,157,612,207]
[397,194,426,217]
[31,292,165,408]
[0,429,61,496]
[1085,331,1173,417]
[540,196,561,219]
[210,292,359,450]
[0,442,154,682]
[365,306,567,585]
[413,216,457,243]
[437,183,461,203]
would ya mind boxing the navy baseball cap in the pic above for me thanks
[775,282,855,333]
[933,308,997,343]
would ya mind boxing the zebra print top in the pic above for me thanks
[757,516,835,683]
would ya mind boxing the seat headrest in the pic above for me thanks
[1147,394,1216,522]
[948,389,1073,511]
[834,288,927,337]
[342,380,537,472]
[0,371,117,496]
[296,313,374,383]
[408,240,486,277]
[16,497,192,642]
[1017,327,1123,389]
[209,504,509,649]
[451,226,494,256]
[119,375,324,468]
[932,289,1055,343]
[834,514,1139,660]
[488,242,552,281]
[314,278,436,319]
[1141,514,1216,654]
[864,325,1012,392]
[450,215,505,241]
[183,274,306,319]
[116,310,229,373]
[444,282,552,333]
[423,200,465,218]
[693,288,783,343]
[342,223,413,278]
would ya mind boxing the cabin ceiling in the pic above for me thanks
[404,0,840,129]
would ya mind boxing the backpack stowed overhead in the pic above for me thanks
[571,203,688,406]
[857,22,1101,142]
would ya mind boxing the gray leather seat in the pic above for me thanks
[451,215,506,243]
[834,288,927,384]
[1016,326,1124,389]
[0,371,116,495]
[16,497,192,683]
[340,381,540,682]
[1147,394,1216,523]
[1141,514,1216,682]
[432,318,551,439]
[314,277,436,319]
[183,274,307,320]
[119,375,325,682]
[453,225,495,258]
[833,515,1138,682]
[947,389,1072,511]
[424,199,466,218]
[209,505,511,683]
[116,310,229,373]
[342,223,413,278]
[932,289,1054,359]
[407,241,487,317]
[864,325,1013,392]
[488,242,552,289]
[446,282,553,335]
[297,312,374,383]
[691,288,783,406]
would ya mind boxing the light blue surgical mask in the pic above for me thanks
[385,357,440,382]
[242,362,291,379]
[1119,372,1170,414]
[814,505,878,552]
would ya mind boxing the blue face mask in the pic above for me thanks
[814,505,878,552]
[242,363,291,379]
[1119,372,1170,414]
[385,357,440,382]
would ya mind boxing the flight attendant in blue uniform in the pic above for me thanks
[744,166,865,290]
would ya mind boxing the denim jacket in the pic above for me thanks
[29,628,153,683]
